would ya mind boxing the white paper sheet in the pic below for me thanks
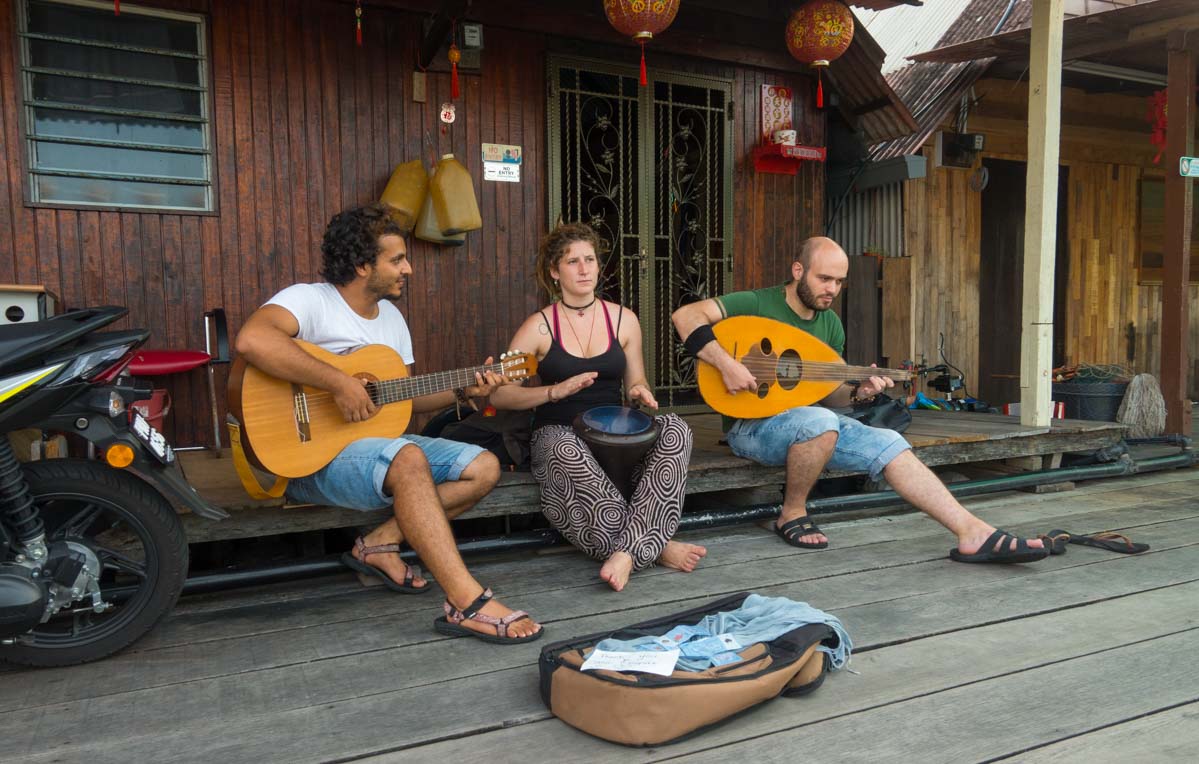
[580,648,680,676]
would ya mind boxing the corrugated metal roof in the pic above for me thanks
[856,0,976,74]
[910,0,1190,64]
[850,0,926,10]
[868,0,1033,159]
[829,19,921,143]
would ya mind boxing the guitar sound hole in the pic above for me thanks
[759,337,772,355]
[756,382,770,399]
[777,349,803,390]
[363,380,380,405]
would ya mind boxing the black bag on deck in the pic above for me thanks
[839,391,911,433]
[538,592,836,746]
[422,407,533,470]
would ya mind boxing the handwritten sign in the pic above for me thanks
[580,648,679,676]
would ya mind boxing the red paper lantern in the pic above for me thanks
[603,0,681,86]
[785,0,855,108]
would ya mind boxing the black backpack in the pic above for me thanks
[422,407,533,470]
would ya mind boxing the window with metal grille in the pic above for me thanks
[18,0,212,212]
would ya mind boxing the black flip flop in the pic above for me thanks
[1038,529,1071,555]
[1068,531,1149,554]
[950,528,1050,564]
[774,516,829,549]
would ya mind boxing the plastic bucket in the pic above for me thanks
[131,388,171,431]
[1050,381,1128,422]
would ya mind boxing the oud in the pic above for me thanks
[695,316,911,419]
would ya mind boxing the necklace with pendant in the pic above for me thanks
[562,302,598,357]
[561,296,597,318]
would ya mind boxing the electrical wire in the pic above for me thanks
[938,332,971,399]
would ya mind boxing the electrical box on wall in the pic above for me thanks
[934,131,985,169]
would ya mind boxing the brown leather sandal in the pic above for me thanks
[340,536,429,594]
[433,588,543,644]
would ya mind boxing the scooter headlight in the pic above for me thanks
[61,344,137,382]
[108,391,126,417]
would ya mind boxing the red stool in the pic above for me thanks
[127,309,229,453]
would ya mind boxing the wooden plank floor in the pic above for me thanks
[2,465,1196,762]
[177,411,1126,543]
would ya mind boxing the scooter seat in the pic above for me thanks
[127,350,211,376]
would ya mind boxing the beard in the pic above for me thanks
[367,271,403,300]
[796,277,826,312]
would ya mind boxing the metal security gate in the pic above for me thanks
[547,56,733,409]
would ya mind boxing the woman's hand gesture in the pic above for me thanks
[628,383,659,410]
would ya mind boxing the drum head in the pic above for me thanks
[580,405,653,436]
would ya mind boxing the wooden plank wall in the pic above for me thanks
[903,157,981,386]
[0,0,824,446]
[903,77,1199,398]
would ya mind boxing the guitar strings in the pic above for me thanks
[293,363,509,409]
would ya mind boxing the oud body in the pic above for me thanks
[696,316,910,419]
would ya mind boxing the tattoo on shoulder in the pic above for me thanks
[538,323,549,335]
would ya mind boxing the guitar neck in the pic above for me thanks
[805,362,912,382]
[372,363,501,405]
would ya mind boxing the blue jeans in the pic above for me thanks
[726,407,909,481]
[285,435,486,510]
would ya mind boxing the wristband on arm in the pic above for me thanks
[683,324,718,357]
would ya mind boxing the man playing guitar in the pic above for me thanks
[233,203,541,644]
[672,236,1048,565]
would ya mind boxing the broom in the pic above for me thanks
[1116,373,1166,439]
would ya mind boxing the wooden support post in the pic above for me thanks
[1162,31,1196,435]
[1020,0,1064,428]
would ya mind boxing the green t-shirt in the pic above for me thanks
[714,283,846,429]
[717,283,845,354]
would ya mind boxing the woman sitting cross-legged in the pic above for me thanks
[490,223,705,591]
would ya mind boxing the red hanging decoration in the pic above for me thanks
[603,1,681,87]
[448,43,462,99]
[114,1,119,14]
[785,0,855,109]
[355,1,363,47]
[1147,89,1168,165]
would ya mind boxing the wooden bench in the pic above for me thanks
[177,412,1127,544]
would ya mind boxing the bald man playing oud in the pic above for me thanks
[672,237,1047,564]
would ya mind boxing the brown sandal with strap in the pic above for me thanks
[433,588,543,644]
[340,536,429,594]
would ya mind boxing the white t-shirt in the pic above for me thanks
[265,282,414,364]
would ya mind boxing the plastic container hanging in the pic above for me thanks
[378,159,428,232]
[415,168,465,246]
[430,154,482,236]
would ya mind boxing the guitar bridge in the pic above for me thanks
[292,384,312,443]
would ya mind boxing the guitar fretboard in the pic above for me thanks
[368,363,504,405]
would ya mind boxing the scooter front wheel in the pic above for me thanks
[0,459,188,667]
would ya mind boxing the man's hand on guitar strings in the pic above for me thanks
[719,358,758,396]
[858,364,894,398]
[335,375,378,423]
[464,357,506,402]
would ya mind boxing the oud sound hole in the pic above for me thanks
[756,382,770,399]
[777,349,803,390]
[759,337,772,355]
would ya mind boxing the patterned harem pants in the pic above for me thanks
[531,413,693,570]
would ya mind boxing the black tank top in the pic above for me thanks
[532,303,626,430]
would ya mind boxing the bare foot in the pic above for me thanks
[955,524,1045,555]
[451,590,542,640]
[599,551,635,592]
[658,540,708,572]
[355,543,428,590]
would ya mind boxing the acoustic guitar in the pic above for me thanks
[696,315,911,419]
[228,341,537,477]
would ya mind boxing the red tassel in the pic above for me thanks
[639,44,647,87]
[114,0,119,14]
[816,71,824,109]
[451,60,460,99]
[355,2,363,47]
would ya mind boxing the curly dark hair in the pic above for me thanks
[535,222,602,298]
[320,203,405,286]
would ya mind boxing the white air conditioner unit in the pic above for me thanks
[934,131,984,170]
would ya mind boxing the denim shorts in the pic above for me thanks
[284,435,486,511]
[726,406,910,480]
